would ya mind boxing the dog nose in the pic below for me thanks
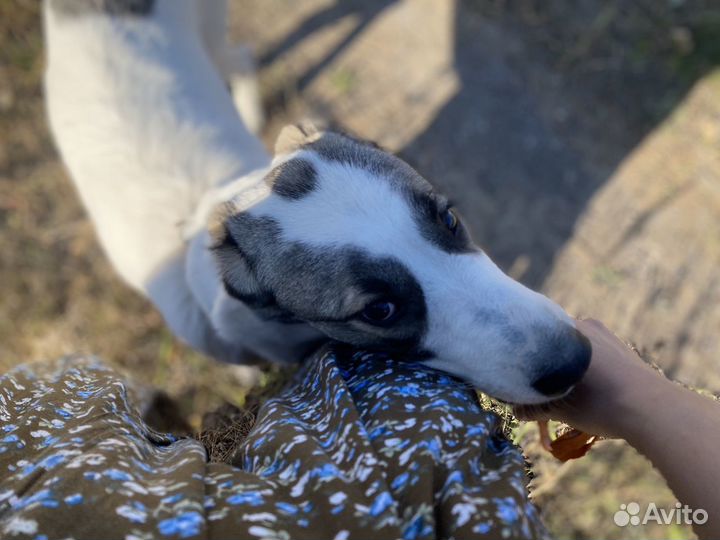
[531,329,592,397]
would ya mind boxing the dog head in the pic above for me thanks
[212,122,590,404]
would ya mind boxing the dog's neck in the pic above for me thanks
[44,0,270,284]
[44,0,304,363]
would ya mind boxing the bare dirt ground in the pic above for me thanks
[1,1,719,538]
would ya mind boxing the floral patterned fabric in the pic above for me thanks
[0,347,548,540]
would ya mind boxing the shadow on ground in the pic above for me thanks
[256,0,719,287]
[1,1,719,539]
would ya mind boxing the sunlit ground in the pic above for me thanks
[1,1,719,538]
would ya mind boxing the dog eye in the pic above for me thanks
[441,208,458,233]
[361,300,397,324]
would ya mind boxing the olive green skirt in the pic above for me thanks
[0,347,547,539]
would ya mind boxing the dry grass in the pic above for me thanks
[195,402,259,464]
[1,2,716,539]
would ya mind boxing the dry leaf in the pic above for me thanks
[538,421,598,461]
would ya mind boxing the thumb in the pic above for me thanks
[513,402,555,423]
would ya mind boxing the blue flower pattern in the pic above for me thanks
[0,351,548,539]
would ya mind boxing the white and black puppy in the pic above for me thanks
[44,0,590,405]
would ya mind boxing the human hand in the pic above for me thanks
[514,318,669,439]
[517,319,720,538]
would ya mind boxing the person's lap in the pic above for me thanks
[0,347,547,540]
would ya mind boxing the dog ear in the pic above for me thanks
[210,212,266,304]
[207,201,235,248]
[274,120,322,155]
[210,212,297,322]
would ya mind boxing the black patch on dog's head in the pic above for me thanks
[50,0,155,16]
[302,131,477,254]
[212,212,428,352]
[266,159,318,200]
